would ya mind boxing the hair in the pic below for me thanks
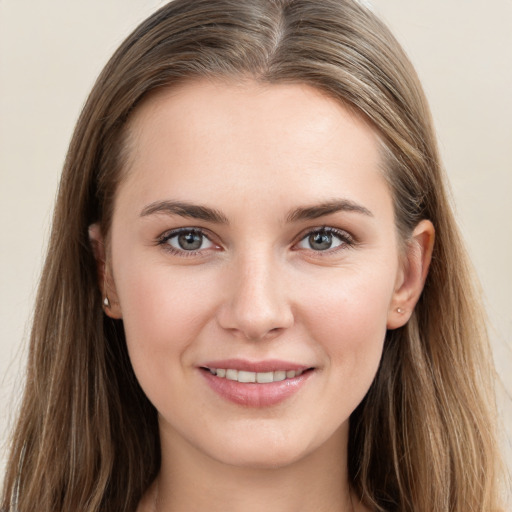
[1,0,504,511]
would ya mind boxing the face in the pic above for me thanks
[103,80,412,469]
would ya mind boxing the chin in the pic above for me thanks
[204,428,318,470]
[216,447,306,470]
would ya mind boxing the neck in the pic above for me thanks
[151,422,355,512]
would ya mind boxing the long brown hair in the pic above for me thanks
[2,1,504,510]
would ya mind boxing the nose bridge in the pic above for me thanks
[217,247,293,340]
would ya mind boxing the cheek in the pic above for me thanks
[298,264,394,397]
[113,259,220,393]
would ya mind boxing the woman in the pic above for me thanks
[1,0,504,511]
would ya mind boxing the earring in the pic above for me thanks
[396,307,404,314]
[102,266,111,309]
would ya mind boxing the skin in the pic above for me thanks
[90,80,434,512]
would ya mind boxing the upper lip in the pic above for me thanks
[200,358,312,373]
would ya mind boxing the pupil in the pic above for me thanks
[178,232,202,250]
[310,232,332,250]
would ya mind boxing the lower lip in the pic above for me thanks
[200,369,313,407]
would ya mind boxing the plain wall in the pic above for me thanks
[1,0,511,491]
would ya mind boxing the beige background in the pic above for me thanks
[1,0,511,493]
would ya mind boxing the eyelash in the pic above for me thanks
[156,226,356,257]
[156,227,217,258]
[295,226,356,256]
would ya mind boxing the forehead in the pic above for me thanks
[126,78,379,159]
[116,79,390,220]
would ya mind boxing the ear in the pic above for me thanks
[88,223,122,319]
[387,219,435,329]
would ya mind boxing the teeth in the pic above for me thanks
[256,371,274,383]
[238,370,256,383]
[209,368,306,383]
[273,370,286,382]
[226,369,238,381]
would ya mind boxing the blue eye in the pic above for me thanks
[297,228,352,251]
[159,229,215,253]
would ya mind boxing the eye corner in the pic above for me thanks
[293,226,357,255]
[155,227,222,257]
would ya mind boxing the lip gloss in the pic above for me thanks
[199,359,313,407]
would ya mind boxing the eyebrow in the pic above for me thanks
[140,200,229,224]
[139,198,373,224]
[286,199,373,222]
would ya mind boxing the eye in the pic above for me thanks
[158,228,216,254]
[296,227,353,252]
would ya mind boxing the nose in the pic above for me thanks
[216,252,294,341]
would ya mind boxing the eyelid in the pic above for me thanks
[154,225,356,258]
[293,226,356,253]
[156,227,221,257]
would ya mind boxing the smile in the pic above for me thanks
[205,368,305,383]
[199,360,315,407]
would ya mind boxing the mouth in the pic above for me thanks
[198,359,315,407]
[200,366,313,383]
